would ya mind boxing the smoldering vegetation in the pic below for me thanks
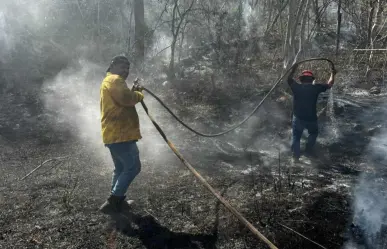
[344,104,387,249]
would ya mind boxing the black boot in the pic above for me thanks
[119,195,135,211]
[292,155,300,164]
[304,149,317,159]
[99,195,121,214]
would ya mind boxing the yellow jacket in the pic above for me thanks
[100,72,144,144]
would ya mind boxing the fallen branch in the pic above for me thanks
[317,106,327,118]
[144,210,160,222]
[153,45,172,57]
[20,156,70,181]
[278,223,328,249]
[41,160,65,176]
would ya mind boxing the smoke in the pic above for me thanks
[352,176,387,235]
[238,101,289,151]
[0,0,55,43]
[345,175,387,249]
[41,59,103,146]
[241,1,265,36]
[0,11,13,59]
[148,31,172,61]
[344,104,387,249]
[0,0,179,164]
[41,58,178,173]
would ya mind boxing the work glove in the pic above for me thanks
[132,85,144,92]
[132,78,144,92]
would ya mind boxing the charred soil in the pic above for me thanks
[1,89,386,249]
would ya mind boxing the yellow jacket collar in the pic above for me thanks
[106,72,124,80]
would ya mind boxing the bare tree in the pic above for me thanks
[178,20,189,64]
[283,0,308,68]
[134,0,145,64]
[367,0,377,47]
[265,0,290,34]
[313,0,321,30]
[297,0,311,60]
[168,0,195,79]
[336,0,342,55]
[367,0,386,74]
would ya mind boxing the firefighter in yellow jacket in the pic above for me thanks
[99,55,144,214]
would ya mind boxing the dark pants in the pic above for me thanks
[105,141,141,197]
[291,115,318,158]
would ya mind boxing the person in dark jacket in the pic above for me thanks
[288,65,336,162]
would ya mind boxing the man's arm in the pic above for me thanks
[287,64,298,84]
[106,79,144,107]
[326,69,337,88]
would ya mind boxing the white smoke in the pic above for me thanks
[344,104,387,249]
[352,176,387,233]
[0,11,14,58]
[149,31,173,60]
[242,0,265,36]
[41,58,177,173]
[41,59,104,147]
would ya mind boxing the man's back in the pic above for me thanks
[100,72,143,144]
[288,79,330,121]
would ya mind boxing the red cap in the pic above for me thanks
[301,70,314,77]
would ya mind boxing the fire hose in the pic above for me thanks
[138,58,335,249]
[141,58,336,137]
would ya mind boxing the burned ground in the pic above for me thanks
[1,88,387,249]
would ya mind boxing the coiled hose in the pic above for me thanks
[142,58,335,137]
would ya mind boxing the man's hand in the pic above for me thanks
[132,84,144,92]
[288,63,298,79]
[132,78,144,92]
[327,69,336,88]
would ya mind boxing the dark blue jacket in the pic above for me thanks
[288,78,331,121]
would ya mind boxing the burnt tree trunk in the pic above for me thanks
[134,0,145,64]
[313,0,321,31]
[367,0,376,47]
[335,0,342,55]
[168,0,195,79]
[169,39,177,78]
[367,0,384,75]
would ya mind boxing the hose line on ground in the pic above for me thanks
[143,58,335,137]
[140,99,279,249]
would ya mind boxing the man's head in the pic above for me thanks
[299,70,315,84]
[107,55,130,79]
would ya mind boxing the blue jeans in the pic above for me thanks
[291,116,318,158]
[106,141,141,197]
